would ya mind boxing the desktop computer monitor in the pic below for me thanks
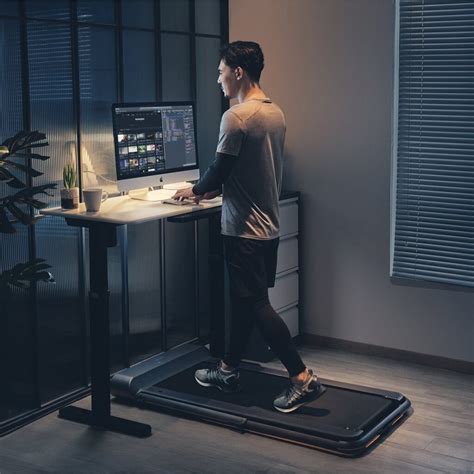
[112,102,199,198]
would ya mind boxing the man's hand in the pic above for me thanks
[172,187,221,204]
[171,186,200,203]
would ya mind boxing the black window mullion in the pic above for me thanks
[115,0,128,366]
[189,0,196,105]
[220,0,229,112]
[155,0,162,101]
[220,0,228,43]
[18,0,41,408]
[116,0,124,102]
[18,0,30,154]
[190,0,197,344]
[70,0,89,392]
[70,0,82,192]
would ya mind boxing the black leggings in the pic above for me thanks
[223,290,306,377]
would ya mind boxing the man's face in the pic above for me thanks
[217,60,239,99]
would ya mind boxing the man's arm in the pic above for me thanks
[192,152,236,195]
[172,152,236,201]
[199,188,222,200]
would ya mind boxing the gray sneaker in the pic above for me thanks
[273,369,325,413]
[195,362,242,393]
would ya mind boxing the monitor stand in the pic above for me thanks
[128,188,176,202]
[163,182,193,190]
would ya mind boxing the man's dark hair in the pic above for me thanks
[219,41,264,83]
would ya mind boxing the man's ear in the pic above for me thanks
[235,66,243,80]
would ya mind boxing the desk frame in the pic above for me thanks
[42,198,223,438]
[58,219,152,437]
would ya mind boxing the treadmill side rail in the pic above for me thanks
[139,388,248,432]
[111,343,207,399]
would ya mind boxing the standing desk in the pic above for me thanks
[42,195,222,437]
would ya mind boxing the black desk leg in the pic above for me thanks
[208,213,225,358]
[59,222,151,438]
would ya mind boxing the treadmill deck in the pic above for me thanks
[111,345,411,456]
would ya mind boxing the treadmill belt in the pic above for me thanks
[152,361,396,436]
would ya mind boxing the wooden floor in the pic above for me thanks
[1,345,472,473]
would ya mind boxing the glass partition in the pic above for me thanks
[161,33,191,101]
[161,0,189,32]
[77,0,115,24]
[123,30,156,102]
[122,0,154,29]
[79,25,118,194]
[0,0,227,433]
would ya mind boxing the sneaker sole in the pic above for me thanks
[194,374,241,393]
[273,385,327,413]
[273,401,307,413]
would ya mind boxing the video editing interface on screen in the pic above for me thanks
[113,104,197,180]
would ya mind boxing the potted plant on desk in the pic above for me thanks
[60,161,79,209]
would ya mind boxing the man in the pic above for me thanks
[172,41,324,413]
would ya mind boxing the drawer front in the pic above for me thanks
[279,305,299,338]
[279,200,298,237]
[269,271,298,311]
[276,236,298,275]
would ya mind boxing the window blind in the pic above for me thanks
[393,0,474,288]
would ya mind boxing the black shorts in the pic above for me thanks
[223,235,280,298]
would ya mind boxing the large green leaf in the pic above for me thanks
[0,167,25,188]
[14,183,56,198]
[3,131,48,154]
[5,160,43,177]
[24,198,49,210]
[0,183,56,234]
[23,263,51,275]
[8,152,50,161]
[0,258,55,292]
[0,132,48,190]
[5,201,34,225]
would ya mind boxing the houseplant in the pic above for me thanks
[60,161,79,209]
[0,130,56,305]
[0,131,58,417]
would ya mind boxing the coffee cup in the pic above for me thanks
[83,188,108,212]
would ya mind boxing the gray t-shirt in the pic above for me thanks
[217,98,286,240]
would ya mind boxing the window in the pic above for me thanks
[391,0,474,288]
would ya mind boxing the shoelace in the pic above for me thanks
[208,368,223,383]
[285,384,306,404]
[208,367,237,384]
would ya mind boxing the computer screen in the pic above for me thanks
[112,102,199,193]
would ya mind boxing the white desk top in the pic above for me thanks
[41,195,222,225]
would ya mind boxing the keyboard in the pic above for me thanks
[162,198,200,206]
